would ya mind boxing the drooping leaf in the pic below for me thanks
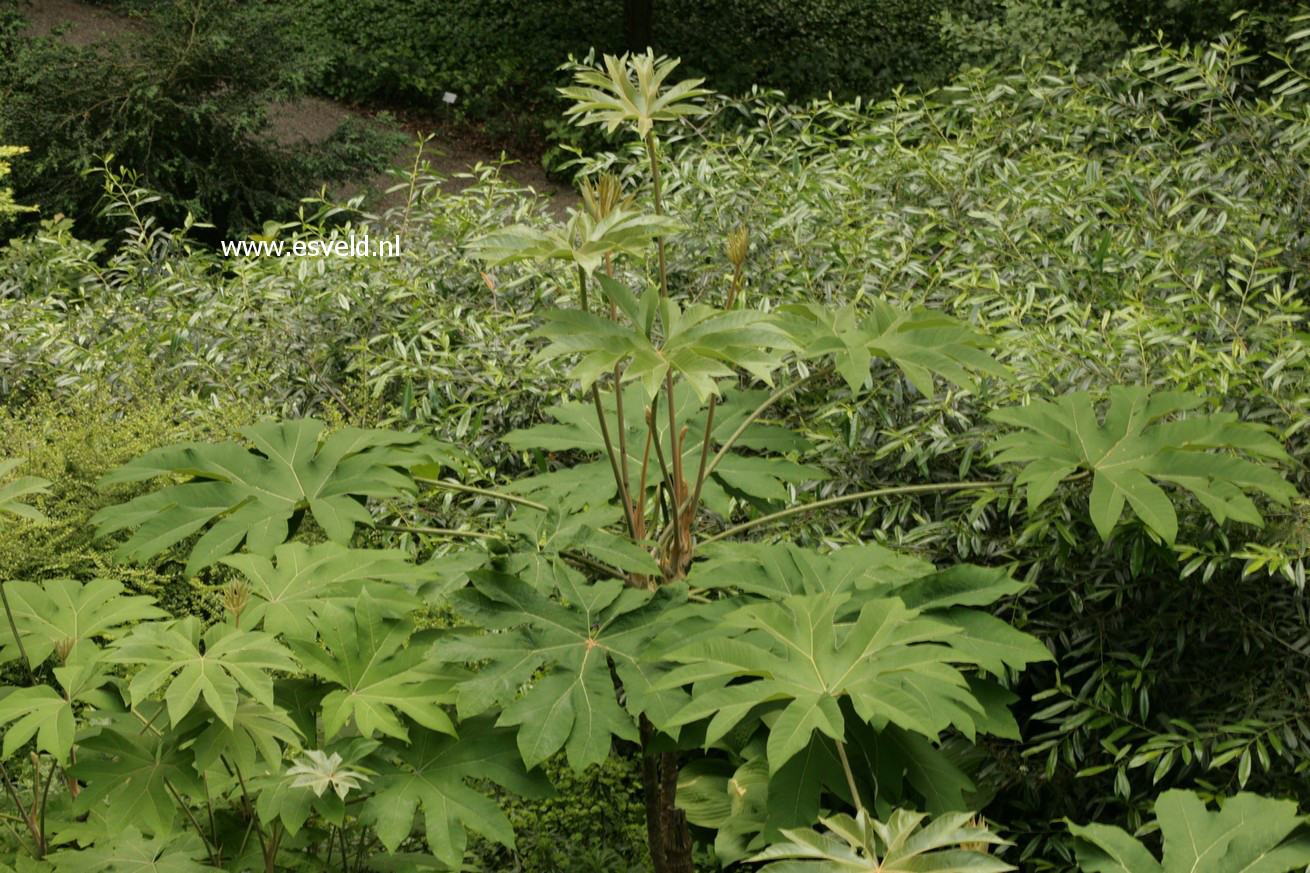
[48,828,212,873]
[92,420,449,575]
[437,569,687,770]
[287,591,457,741]
[361,720,552,865]
[990,387,1296,543]
[0,457,49,528]
[751,808,1012,872]
[1068,789,1310,873]
[0,686,75,763]
[109,618,297,727]
[778,300,1004,397]
[0,577,165,666]
[471,206,682,276]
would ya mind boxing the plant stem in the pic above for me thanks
[166,777,220,866]
[644,131,669,297]
[379,524,502,540]
[0,761,40,857]
[835,741,864,814]
[414,478,547,512]
[0,580,33,679]
[701,480,1006,545]
[594,384,640,539]
[701,367,828,485]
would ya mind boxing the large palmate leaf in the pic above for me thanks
[990,387,1296,543]
[288,591,457,741]
[92,419,456,575]
[471,205,682,276]
[1068,789,1310,873]
[222,541,430,639]
[560,50,710,138]
[437,568,687,770]
[0,686,75,763]
[679,543,1044,684]
[70,720,201,836]
[751,808,1012,872]
[533,285,793,401]
[655,590,1045,773]
[362,720,552,865]
[778,300,1004,396]
[109,618,296,727]
[0,457,49,528]
[48,828,212,873]
[0,577,165,665]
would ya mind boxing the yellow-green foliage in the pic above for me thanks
[0,387,260,616]
[0,143,34,226]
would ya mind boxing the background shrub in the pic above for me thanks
[0,0,401,238]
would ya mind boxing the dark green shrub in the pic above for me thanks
[0,0,400,238]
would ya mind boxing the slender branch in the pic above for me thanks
[0,580,33,679]
[37,759,55,849]
[165,778,220,866]
[835,741,864,814]
[647,396,675,505]
[379,524,502,540]
[701,367,828,486]
[594,384,640,539]
[701,480,1006,545]
[664,372,685,566]
[414,478,547,512]
[614,365,634,509]
[338,824,350,873]
[0,761,38,856]
[231,756,268,860]
[687,395,716,526]
[643,131,669,297]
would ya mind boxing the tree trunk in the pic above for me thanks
[640,717,694,873]
[624,0,654,53]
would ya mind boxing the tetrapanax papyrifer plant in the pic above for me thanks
[2,50,1298,873]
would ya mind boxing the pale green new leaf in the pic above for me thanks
[362,720,552,865]
[990,387,1296,543]
[778,300,1004,397]
[751,808,1012,872]
[1068,789,1310,873]
[437,569,687,770]
[286,749,372,799]
[560,50,711,138]
[92,419,449,575]
[109,618,297,727]
[288,591,457,741]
